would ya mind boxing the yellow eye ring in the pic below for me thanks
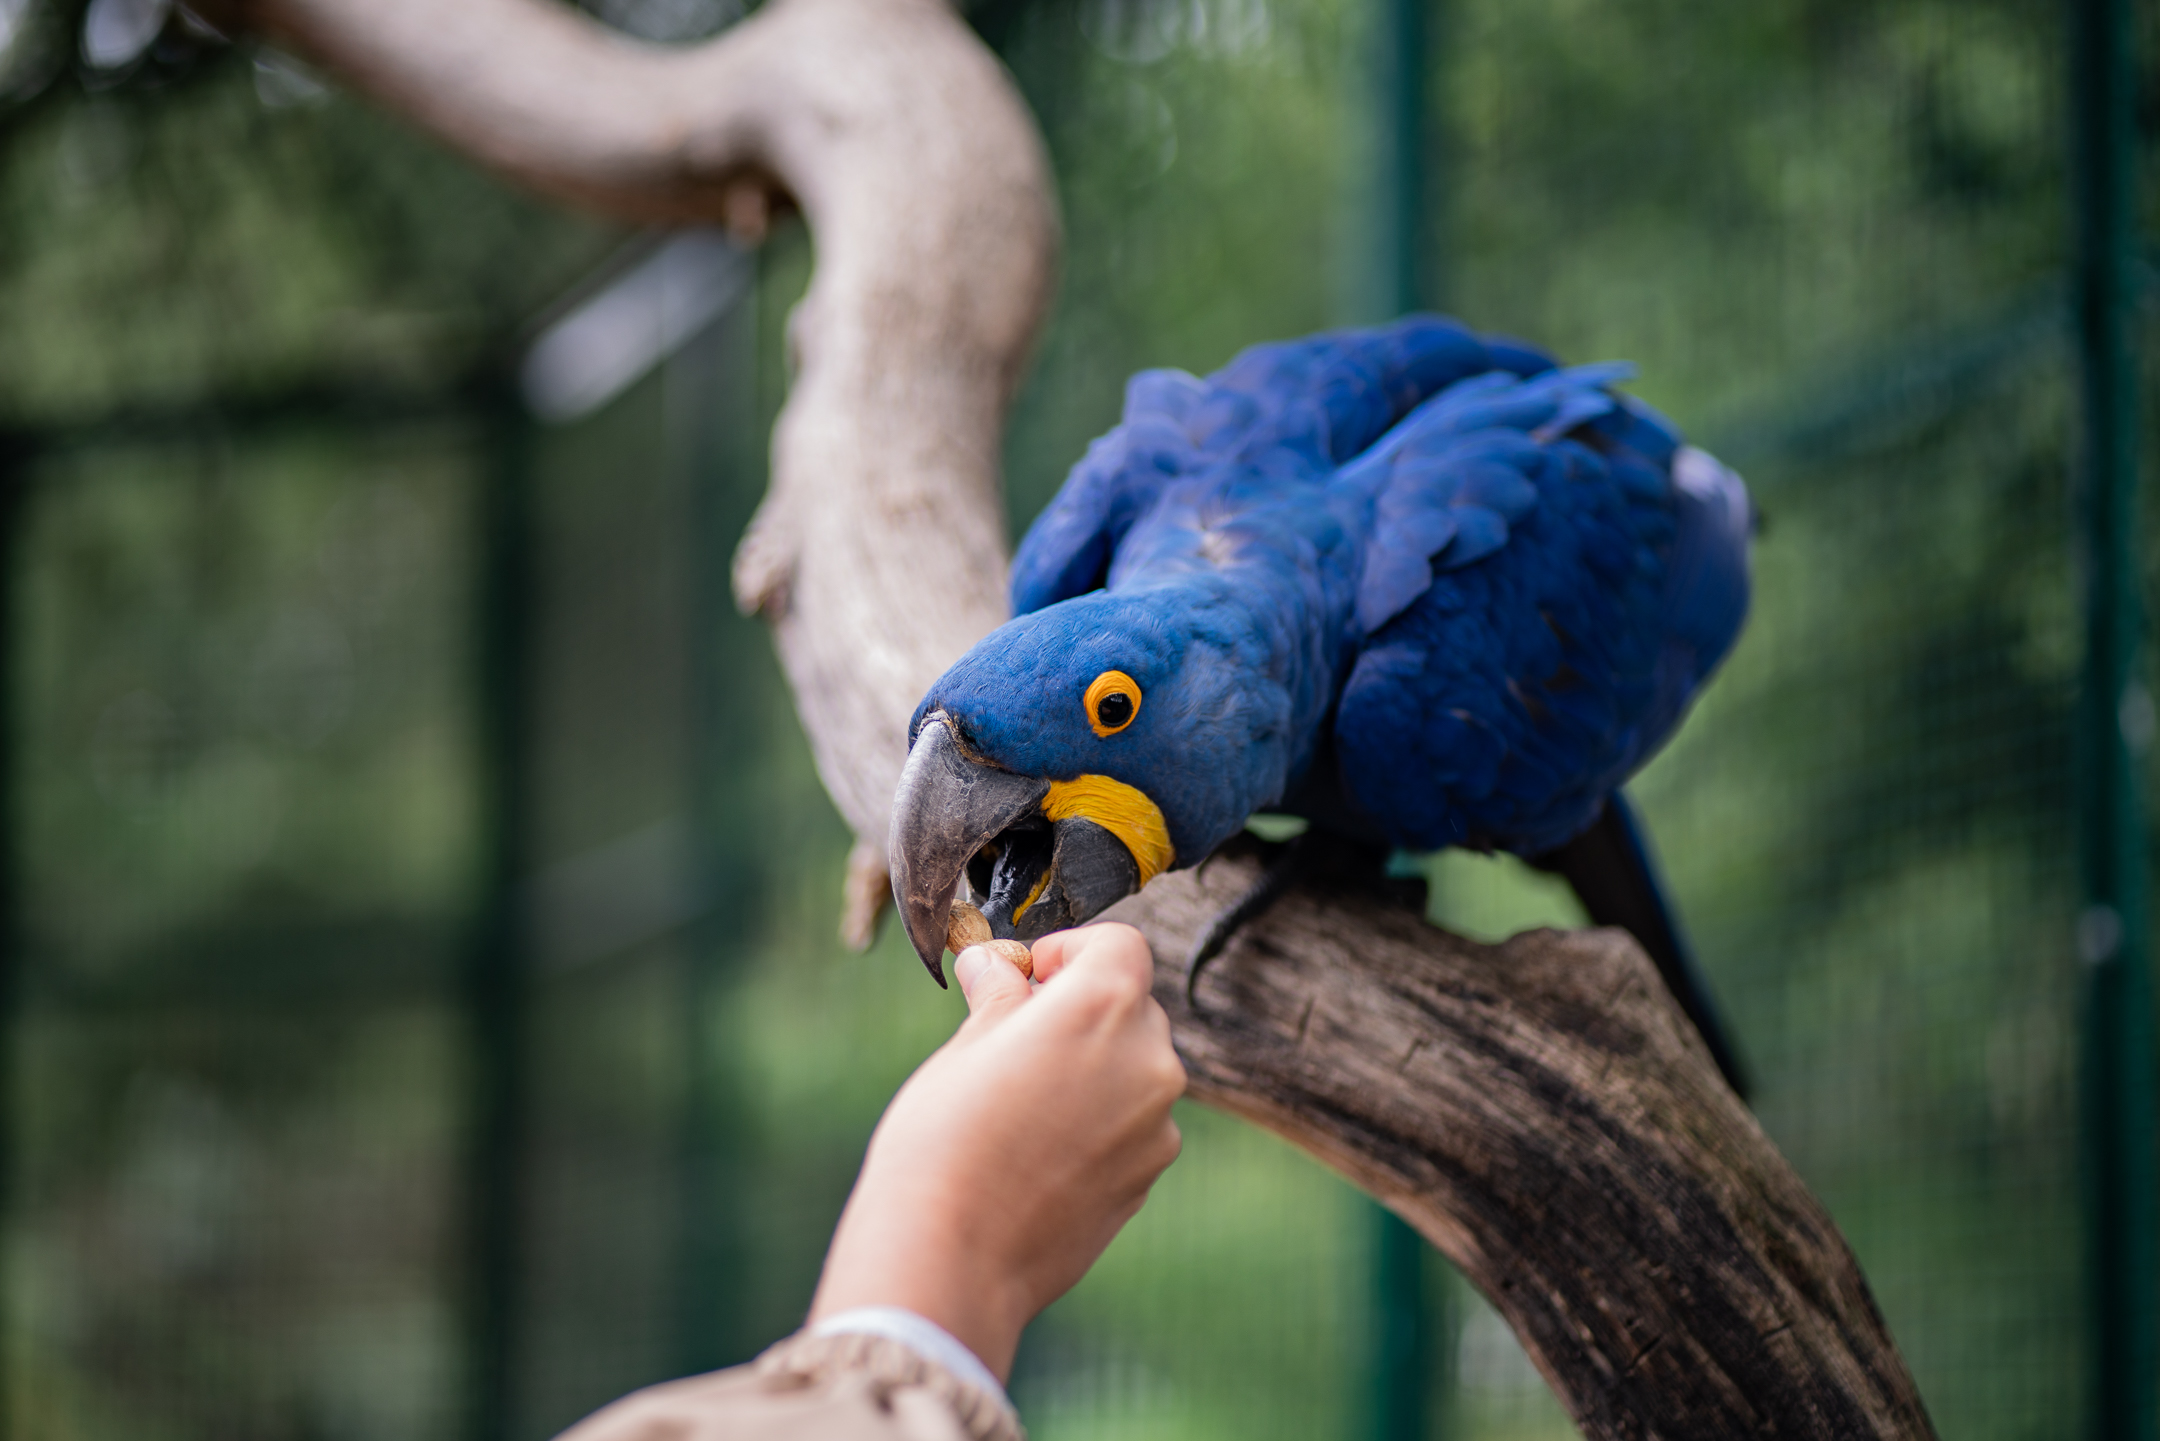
[1084,670,1142,737]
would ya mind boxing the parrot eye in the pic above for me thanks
[1084,670,1142,737]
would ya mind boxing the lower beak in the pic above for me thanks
[888,713,1142,984]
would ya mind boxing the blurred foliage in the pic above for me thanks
[0,0,2154,1439]
[0,44,611,421]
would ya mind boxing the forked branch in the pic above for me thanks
[199,0,1058,945]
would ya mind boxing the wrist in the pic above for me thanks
[809,1184,1032,1380]
[805,1305,1017,1409]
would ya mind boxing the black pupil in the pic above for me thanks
[1096,691,1134,729]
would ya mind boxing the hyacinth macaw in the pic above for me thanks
[888,315,1753,1087]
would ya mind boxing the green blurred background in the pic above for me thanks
[0,0,2152,1437]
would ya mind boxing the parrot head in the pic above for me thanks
[889,584,1298,984]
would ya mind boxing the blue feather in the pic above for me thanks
[921,314,1752,872]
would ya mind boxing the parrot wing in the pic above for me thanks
[1011,317,1531,616]
[1332,364,1749,856]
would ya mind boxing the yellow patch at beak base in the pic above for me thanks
[1043,774,1176,889]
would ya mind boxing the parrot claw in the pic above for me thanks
[1185,836,1313,1007]
[1184,830,1425,1008]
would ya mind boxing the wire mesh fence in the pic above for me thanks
[7,414,486,1439]
[0,0,2153,1438]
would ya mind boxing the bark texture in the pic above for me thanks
[197,4,1937,1436]
[1114,837,1937,1441]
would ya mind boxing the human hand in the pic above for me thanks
[807,922,1186,1381]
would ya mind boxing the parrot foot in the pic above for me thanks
[1185,836,1316,1006]
[1185,830,1427,1008]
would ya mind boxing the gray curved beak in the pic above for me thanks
[889,714,1047,986]
[888,713,1146,985]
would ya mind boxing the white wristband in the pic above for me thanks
[808,1305,1011,1408]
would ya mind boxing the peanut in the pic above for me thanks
[984,938,1035,980]
[946,901,994,955]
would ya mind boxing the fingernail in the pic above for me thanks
[954,944,991,992]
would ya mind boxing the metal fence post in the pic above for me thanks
[2070,0,2155,1436]
[1371,0,1429,326]
[670,278,762,1380]
[466,382,537,1441]
[0,436,28,1441]
[1364,0,1444,1437]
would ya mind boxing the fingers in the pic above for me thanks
[1029,922,1153,988]
[955,944,1032,1023]
[1143,1028,1189,1103]
[1024,928,1079,983]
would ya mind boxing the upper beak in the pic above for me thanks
[889,714,1047,986]
[889,712,1147,985]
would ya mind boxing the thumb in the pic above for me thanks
[955,944,1032,1024]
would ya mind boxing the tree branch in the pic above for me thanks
[195,6,1937,1434]
[1115,837,1936,1440]
[197,0,1058,945]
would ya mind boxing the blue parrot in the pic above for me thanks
[889,315,1752,1086]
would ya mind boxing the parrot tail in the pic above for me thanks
[1533,794,1752,1100]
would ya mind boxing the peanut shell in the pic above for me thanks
[946,901,993,955]
[984,937,1035,980]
